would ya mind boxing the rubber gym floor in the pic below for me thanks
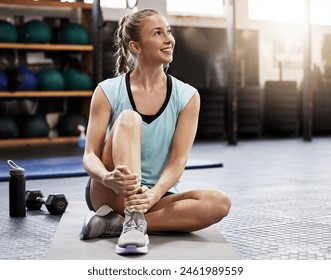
[0,137,330,260]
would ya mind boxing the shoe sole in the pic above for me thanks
[115,234,149,255]
[79,211,95,239]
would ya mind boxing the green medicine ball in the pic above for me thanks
[63,67,93,90]
[0,20,18,43]
[37,67,65,91]
[0,115,19,139]
[19,20,52,43]
[57,24,90,45]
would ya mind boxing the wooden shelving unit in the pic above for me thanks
[0,42,93,51]
[0,90,92,98]
[0,0,92,9]
[0,136,79,148]
[0,0,93,146]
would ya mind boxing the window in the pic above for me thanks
[249,0,331,26]
[310,0,331,26]
[248,0,303,23]
[83,0,127,9]
[167,0,224,17]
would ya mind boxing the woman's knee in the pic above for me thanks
[117,110,142,130]
[203,190,231,222]
[216,190,231,218]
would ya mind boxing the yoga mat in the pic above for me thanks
[0,157,222,182]
[47,201,240,260]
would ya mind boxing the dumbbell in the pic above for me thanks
[25,190,68,215]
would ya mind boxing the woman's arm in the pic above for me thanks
[153,92,200,199]
[83,85,112,184]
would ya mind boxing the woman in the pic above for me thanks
[80,9,231,255]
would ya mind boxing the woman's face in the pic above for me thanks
[134,14,175,67]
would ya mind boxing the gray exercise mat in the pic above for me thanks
[47,201,240,260]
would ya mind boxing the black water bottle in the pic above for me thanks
[8,160,26,217]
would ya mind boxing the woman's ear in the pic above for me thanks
[129,41,141,55]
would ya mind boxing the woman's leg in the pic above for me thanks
[86,109,230,233]
[89,110,143,215]
[146,189,231,232]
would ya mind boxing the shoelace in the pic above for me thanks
[123,212,145,234]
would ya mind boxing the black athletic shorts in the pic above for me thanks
[85,177,94,211]
[85,177,175,211]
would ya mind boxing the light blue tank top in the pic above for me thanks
[99,72,197,192]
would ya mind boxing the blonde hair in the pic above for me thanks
[114,9,160,76]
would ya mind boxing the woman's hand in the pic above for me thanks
[103,165,141,197]
[125,186,159,213]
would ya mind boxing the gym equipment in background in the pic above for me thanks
[57,23,90,45]
[58,113,87,136]
[311,65,331,134]
[18,19,52,43]
[92,0,106,87]
[0,115,19,139]
[5,66,38,91]
[0,20,18,43]
[197,88,226,138]
[37,67,65,91]
[264,81,299,136]
[63,67,93,90]
[237,86,263,137]
[18,114,50,138]
[77,124,86,148]
[45,112,62,137]
[0,70,8,91]
[26,190,68,215]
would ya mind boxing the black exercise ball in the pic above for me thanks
[58,113,87,136]
[0,115,19,139]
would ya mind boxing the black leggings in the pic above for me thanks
[85,178,175,211]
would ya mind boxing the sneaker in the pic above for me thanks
[115,209,149,254]
[79,205,123,239]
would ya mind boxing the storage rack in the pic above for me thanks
[0,0,93,147]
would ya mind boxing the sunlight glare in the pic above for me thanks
[167,0,223,17]
[249,0,304,23]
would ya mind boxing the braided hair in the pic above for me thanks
[114,9,160,76]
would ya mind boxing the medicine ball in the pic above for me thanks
[0,70,8,91]
[18,20,52,43]
[58,113,87,136]
[5,67,38,91]
[37,67,65,91]
[0,115,19,139]
[0,20,18,43]
[57,23,90,45]
[63,67,93,90]
[20,114,49,138]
